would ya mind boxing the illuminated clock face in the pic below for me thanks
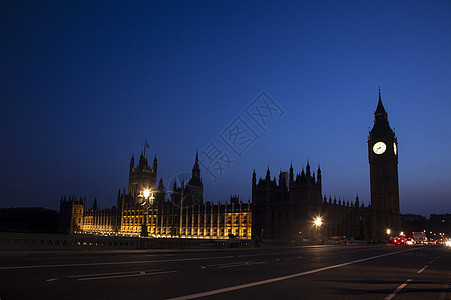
[373,142,386,154]
[393,143,397,155]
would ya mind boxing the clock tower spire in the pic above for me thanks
[368,90,400,241]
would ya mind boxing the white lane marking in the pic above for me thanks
[67,269,163,278]
[429,254,442,264]
[167,248,418,300]
[384,279,412,300]
[77,270,177,281]
[0,255,235,270]
[237,247,355,258]
[46,278,58,282]
[217,262,266,269]
[417,265,428,274]
[350,252,404,264]
[206,261,256,267]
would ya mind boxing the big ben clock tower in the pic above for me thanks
[368,89,400,241]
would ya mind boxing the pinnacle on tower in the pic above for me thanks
[192,150,201,180]
[375,88,387,119]
[153,154,158,170]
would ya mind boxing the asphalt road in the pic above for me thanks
[0,244,450,299]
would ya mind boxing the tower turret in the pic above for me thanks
[186,151,203,205]
[128,147,157,197]
[156,177,165,205]
[252,169,256,189]
[317,164,321,185]
[192,151,200,180]
[130,154,135,172]
[153,154,158,173]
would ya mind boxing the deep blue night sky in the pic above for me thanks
[1,1,450,217]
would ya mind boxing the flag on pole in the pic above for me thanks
[145,140,150,148]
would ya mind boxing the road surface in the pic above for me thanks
[0,244,450,299]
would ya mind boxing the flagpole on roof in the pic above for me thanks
[144,138,150,158]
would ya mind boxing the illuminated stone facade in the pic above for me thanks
[58,152,252,239]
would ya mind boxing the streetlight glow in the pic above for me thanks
[314,217,322,227]
[143,189,151,199]
[386,228,391,235]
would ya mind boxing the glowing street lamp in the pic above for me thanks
[312,216,323,244]
[314,217,322,227]
[138,188,155,237]
[143,189,151,201]
[386,228,391,235]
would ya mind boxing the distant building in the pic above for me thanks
[0,207,58,233]
[429,214,451,234]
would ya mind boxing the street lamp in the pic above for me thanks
[314,217,322,227]
[313,216,322,244]
[138,188,155,237]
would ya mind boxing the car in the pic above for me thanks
[405,238,414,245]
[393,237,406,245]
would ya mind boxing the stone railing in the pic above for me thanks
[0,233,139,250]
[0,233,253,250]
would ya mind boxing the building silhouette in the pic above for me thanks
[252,162,370,241]
[251,91,398,241]
[368,90,401,240]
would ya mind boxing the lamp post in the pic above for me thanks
[314,216,322,244]
[314,217,322,227]
[137,189,155,237]
[386,228,391,243]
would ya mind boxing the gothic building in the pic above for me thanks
[252,91,399,242]
[59,91,400,242]
[252,163,370,241]
[58,151,252,239]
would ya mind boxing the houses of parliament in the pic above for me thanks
[58,92,401,242]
